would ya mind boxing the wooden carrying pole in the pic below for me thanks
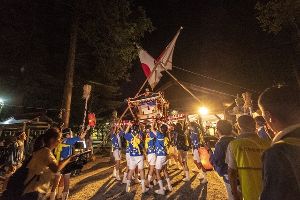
[160,64,221,120]
[116,78,147,123]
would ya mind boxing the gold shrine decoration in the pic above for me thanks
[242,92,252,108]
[127,91,169,120]
[242,92,252,114]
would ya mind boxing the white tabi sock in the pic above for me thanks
[147,175,152,182]
[126,180,131,192]
[122,172,127,183]
[158,180,164,191]
[141,179,147,192]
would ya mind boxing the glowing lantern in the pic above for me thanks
[199,147,213,170]
[88,113,96,127]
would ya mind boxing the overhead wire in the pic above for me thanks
[172,65,258,93]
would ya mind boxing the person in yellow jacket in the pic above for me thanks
[226,115,270,200]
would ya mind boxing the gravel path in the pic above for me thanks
[69,155,227,200]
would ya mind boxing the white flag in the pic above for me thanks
[156,26,183,70]
[138,27,183,89]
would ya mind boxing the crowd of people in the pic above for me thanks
[0,85,299,200]
[1,126,91,200]
[0,131,27,186]
[110,120,208,195]
[109,85,300,200]
[210,85,300,200]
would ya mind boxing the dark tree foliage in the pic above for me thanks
[255,0,300,87]
[0,0,152,124]
[256,0,296,34]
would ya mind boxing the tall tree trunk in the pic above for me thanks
[62,3,78,128]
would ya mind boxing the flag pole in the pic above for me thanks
[160,64,201,102]
[160,64,221,120]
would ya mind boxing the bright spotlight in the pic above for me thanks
[198,107,209,115]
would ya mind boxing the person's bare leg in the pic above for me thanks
[134,167,140,183]
[181,151,190,181]
[171,148,179,166]
[127,169,134,180]
[144,158,149,168]
[115,160,121,180]
[155,168,165,195]
[139,169,148,193]
[152,173,157,185]
[173,153,179,165]
[122,166,129,184]
[163,165,172,191]
[147,165,155,186]
[170,154,177,166]
[57,175,65,199]
[194,160,207,173]
[177,151,183,170]
[194,160,207,183]
[126,169,135,192]
[183,160,189,171]
[62,174,71,200]
[50,173,61,200]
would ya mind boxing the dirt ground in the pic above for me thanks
[69,155,227,200]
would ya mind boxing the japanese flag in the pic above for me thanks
[138,49,163,89]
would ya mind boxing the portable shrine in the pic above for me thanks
[127,90,169,121]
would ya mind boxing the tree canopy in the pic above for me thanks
[255,0,300,87]
[255,0,297,34]
[0,0,152,124]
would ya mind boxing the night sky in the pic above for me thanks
[0,0,298,120]
[124,0,295,99]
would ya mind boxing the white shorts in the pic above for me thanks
[129,156,144,170]
[155,156,167,170]
[113,149,121,161]
[147,154,157,166]
[126,153,130,167]
[193,149,201,163]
